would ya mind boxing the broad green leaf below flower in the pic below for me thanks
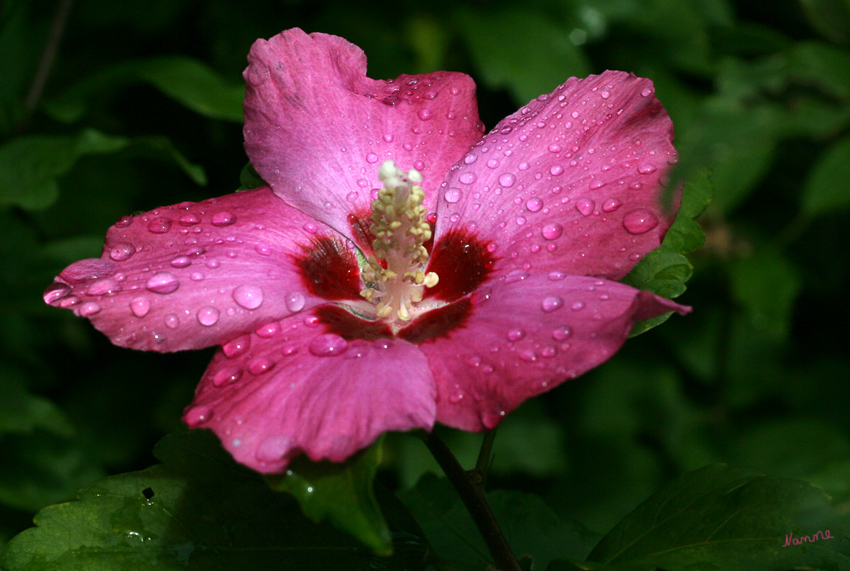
[0,430,383,571]
[802,134,850,216]
[264,437,393,556]
[579,464,850,571]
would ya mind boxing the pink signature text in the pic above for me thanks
[783,530,834,547]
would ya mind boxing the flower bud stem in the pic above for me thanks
[421,431,521,571]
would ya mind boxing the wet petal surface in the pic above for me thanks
[185,313,436,473]
[416,271,690,431]
[44,188,345,352]
[434,71,678,281]
[244,28,483,245]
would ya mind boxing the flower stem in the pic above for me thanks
[421,431,521,571]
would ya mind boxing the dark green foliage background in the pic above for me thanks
[2,0,850,568]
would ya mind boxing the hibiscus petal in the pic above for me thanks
[243,28,483,243]
[43,188,349,352]
[434,70,677,281]
[184,320,436,473]
[418,272,689,431]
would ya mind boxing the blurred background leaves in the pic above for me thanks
[2,0,850,566]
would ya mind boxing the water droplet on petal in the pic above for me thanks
[576,199,595,216]
[308,333,348,357]
[571,301,586,311]
[79,302,101,316]
[256,435,292,462]
[518,350,537,362]
[213,367,242,386]
[552,325,572,340]
[130,297,151,317]
[147,218,171,233]
[459,172,477,185]
[623,209,659,234]
[550,164,564,176]
[417,109,433,121]
[146,272,179,294]
[197,306,220,326]
[232,285,264,310]
[87,278,121,295]
[180,213,200,226]
[448,392,464,404]
[248,358,275,375]
[223,335,251,358]
[164,314,179,329]
[641,87,653,97]
[255,321,281,338]
[170,255,192,268]
[285,292,306,313]
[526,197,543,212]
[498,173,516,188]
[637,164,657,174]
[504,269,529,284]
[542,296,564,312]
[548,270,566,281]
[444,188,462,203]
[507,328,525,341]
[211,211,236,226]
[109,243,136,261]
[366,152,378,164]
[184,405,212,426]
[43,283,71,304]
[542,223,563,240]
[602,198,622,212]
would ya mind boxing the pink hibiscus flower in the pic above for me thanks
[44,28,689,474]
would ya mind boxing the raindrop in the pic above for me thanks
[576,198,595,216]
[146,272,180,294]
[87,278,121,295]
[285,291,306,313]
[303,222,318,234]
[487,159,500,169]
[213,367,242,386]
[180,214,200,226]
[498,173,516,188]
[623,209,659,234]
[602,198,622,212]
[256,435,291,462]
[366,153,378,164]
[79,302,101,316]
[542,223,563,240]
[164,314,180,329]
[211,211,236,227]
[548,270,566,280]
[507,328,525,341]
[43,283,71,304]
[552,325,572,340]
[255,244,272,256]
[542,296,564,312]
[444,188,462,204]
[417,109,433,121]
[184,405,212,426]
[504,269,529,283]
[109,243,136,261]
[550,164,564,176]
[637,164,657,175]
[571,301,585,311]
[147,218,171,233]
[459,172,477,185]
[548,144,562,153]
[518,350,537,362]
[197,306,220,326]
[170,256,192,268]
[223,335,251,358]
[233,285,264,310]
[130,298,151,317]
[308,333,348,357]
[641,87,653,97]
[526,197,543,212]
[248,358,275,375]
[256,321,281,338]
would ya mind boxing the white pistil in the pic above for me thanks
[360,161,439,322]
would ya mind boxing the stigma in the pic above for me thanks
[360,161,439,322]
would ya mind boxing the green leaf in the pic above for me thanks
[729,245,801,340]
[265,438,393,556]
[44,56,244,123]
[238,161,267,190]
[0,129,205,209]
[802,134,850,216]
[454,8,590,105]
[400,473,597,570]
[799,0,850,44]
[0,431,378,571]
[586,464,850,570]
